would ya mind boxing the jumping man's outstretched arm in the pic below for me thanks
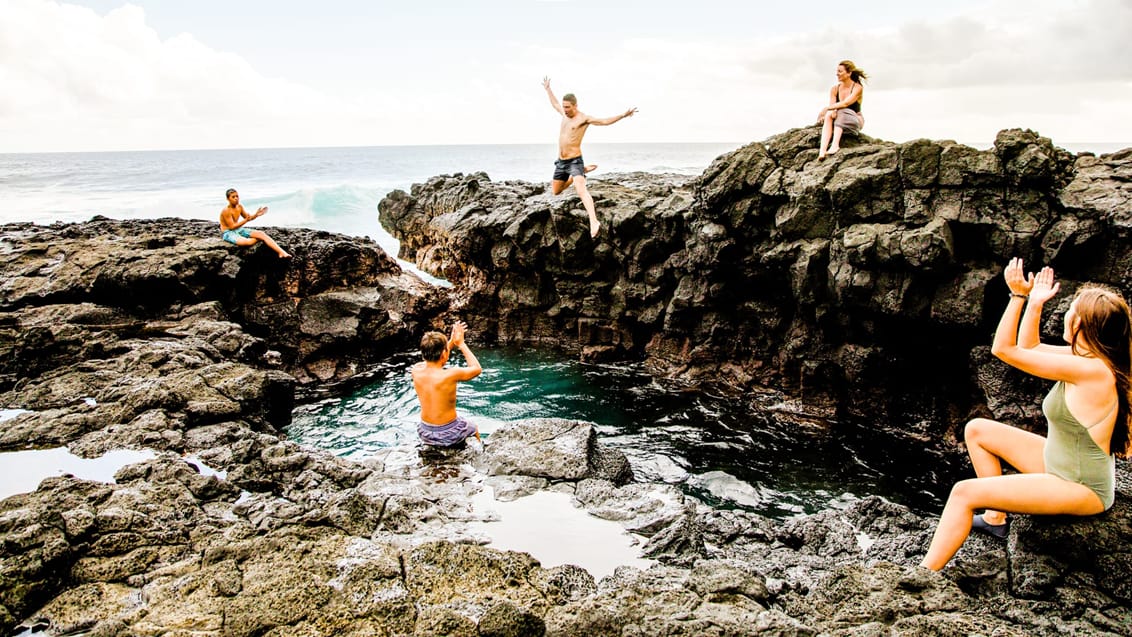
[543,77,564,115]
[588,107,638,126]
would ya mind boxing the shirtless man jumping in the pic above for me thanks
[219,188,291,258]
[542,77,637,238]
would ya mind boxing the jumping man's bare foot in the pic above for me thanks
[585,164,597,174]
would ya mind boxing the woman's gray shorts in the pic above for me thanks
[834,110,862,133]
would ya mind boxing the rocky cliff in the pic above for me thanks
[380,128,1132,459]
[0,217,448,399]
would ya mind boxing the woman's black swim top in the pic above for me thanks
[837,82,862,112]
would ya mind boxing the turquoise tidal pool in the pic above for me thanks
[288,347,943,519]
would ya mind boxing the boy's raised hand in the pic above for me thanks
[449,321,467,347]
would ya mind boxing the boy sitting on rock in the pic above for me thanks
[412,321,483,447]
[219,188,291,258]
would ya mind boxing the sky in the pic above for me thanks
[1,0,1130,152]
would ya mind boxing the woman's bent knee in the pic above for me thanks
[949,478,980,506]
[964,418,993,444]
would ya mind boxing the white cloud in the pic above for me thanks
[500,0,1132,145]
[0,0,1128,152]
[0,0,366,151]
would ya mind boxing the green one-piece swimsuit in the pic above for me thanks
[1042,381,1116,510]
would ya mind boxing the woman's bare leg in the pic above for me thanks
[818,111,836,159]
[828,126,845,154]
[963,418,1046,524]
[921,473,1104,570]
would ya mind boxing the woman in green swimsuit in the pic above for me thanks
[922,258,1132,570]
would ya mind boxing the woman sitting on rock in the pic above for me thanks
[816,60,867,160]
[922,258,1132,570]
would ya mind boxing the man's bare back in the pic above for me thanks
[412,361,463,425]
[412,321,482,428]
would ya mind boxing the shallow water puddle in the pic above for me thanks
[0,447,157,500]
[0,448,227,501]
[470,487,653,580]
[184,454,227,479]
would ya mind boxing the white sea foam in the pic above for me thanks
[688,470,765,508]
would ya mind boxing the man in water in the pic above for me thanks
[219,188,291,258]
[542,77,637,238]
[412,321,483,447]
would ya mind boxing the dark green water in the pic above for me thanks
[289,347,943,518]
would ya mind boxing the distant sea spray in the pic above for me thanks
[256,183,391,242]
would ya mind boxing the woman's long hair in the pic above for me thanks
[1071,286,1132,456]
[839,60,868,84]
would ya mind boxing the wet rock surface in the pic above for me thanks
[2,133,1132,634]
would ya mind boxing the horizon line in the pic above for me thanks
[3,139,1130,157]
[0,140,747,157]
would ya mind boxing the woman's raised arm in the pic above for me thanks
[992,259,1098,382]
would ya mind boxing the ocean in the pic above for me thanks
[0,143,742,259]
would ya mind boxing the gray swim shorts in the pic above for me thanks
[418,415,477,447]
[553,156,586,182]
[834,110,862,133]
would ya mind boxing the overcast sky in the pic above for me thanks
[2,0,1129,152]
